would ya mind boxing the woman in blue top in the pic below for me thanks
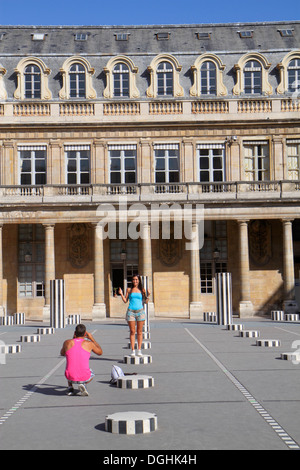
[119,275,150,357]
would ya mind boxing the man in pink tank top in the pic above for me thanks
[60,324,103,396]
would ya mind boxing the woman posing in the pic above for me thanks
[119,275,150,356]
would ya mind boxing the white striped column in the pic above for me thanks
[43,224,55,322]
[237,220,253,317]
[282,219,295,301]
[141,223,154,318]
[92,223,106,320]
[189,222,203,319]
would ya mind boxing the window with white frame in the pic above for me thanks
[197,143,225,182]
[157,61,173,96]
[18,224,45,298]
[108,144,137,184]
[287,139,300,180]
[113,63,130,97]
[154,144,179,183]
[24,64,41,99]
[69,63,86,98]
[65,145,90,185]
[200,220,228,294]
[244,60,262,94]
[18,146,47,185]
[288,58,300,92]
[244,141,269,181]
[200,61,217,95]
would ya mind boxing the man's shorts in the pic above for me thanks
[126,308,146,322]
[70,369,95,385]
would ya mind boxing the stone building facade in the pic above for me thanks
[0,22,299,321]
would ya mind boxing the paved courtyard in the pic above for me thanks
[0,317,300,452]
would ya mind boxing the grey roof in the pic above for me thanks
[0,21,299,56]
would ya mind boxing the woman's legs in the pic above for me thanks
[128,321,136,352]
[136,320,145,351]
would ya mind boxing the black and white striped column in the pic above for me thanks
[0,316,14,326]
[117,375,154,389]
[14,313,25,325]
[215,273,232,326]
[20,335,41,343]
[66,314,81,325]
[105,411,157,434]
[50,280,64,328]
[141,275,150,334]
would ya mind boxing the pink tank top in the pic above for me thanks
[65,338,91,382]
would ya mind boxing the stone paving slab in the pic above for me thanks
[0,318,300,452]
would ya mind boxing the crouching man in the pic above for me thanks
[60,324,103,396]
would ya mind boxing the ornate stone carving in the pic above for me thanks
[249,220,272,266]
[158,224,182,266]
[68,223,91,268]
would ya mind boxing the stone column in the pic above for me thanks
[189,222,203,319]
[282,219,295,302]
[141,223,154,318]
[0,224,4,316]
[43,224,55,322]
[92,223,106,320]
[237,220,254,317]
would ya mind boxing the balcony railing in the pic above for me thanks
[0,181,299,204]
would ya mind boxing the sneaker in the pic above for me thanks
[78,384,89,396]
[130,350,136,357]
[137,350,143,357]
[66,386,76,396]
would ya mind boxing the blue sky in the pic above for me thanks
[0,0,299,26]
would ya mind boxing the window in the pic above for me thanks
[155,32,170,40]
[239,31,253,38]
[65,145,90,185]
[32,33,46,41]
[287,140,300,180]
[279,29,294,37]
[197,144,225,182]
[115,33,130,41]
[200,61,217,95]
[244,60,262,94]
[287,59,300,93]
[18,224,45,298]
[157,62,173,96]
[69,63,86,98]
[113,63,130,97]
[110,240,139,295]
[154,144,179,184]
[196,32,211,39]
[108,144,137,184]
[200,221,228,294]
[24,64,41,99]
[18,146,46,185]
[75,33,88,41]
[244,141,269,181]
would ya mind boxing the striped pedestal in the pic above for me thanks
[66,314,81,325]
[143,332,151,339]
[285,314,299,322]
[37,328,55,335]
[256,339,281,347]
[14,313,25,325]
[20,335,41,343]
[271,311,285,321]
[239,330,260,338]
[1,344,22,354]
[227,324,244,331]
[117,375,154,389]
[0,316,14,326]
[216,273,232,326]
[128,341,151,350]
[281,352,300,361]
[123,355,152,365]
[203,312,217,323]
[105,411,157,435]
[50,279,65,328]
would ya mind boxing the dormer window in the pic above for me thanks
[32,33,46,41]
[196,32,211,39]
[278,29,294,37]
[115,33,130,41]
[155,32,170,41]
[75,33,88,41]
[239,31,253,38]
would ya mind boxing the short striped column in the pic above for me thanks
[128,341,151,350]
[50,280,64,328]
[143,331,151,339]
[66,314,81,325]
[37,328,55,335]
[117,375,154,389]
[271,311,285,321]
[227,324,244,331]
[13,313,25,325]
[20,335,41,343]
[105,411,157,435]
[281,352,300,362]
[256,339,281,347]
[215,273,233,325]
[123,355,152,365]
[285,314,299,322]
[203,312,217,323]
[2,344,22,354]
[239,330,260,338]
[0,316,14,326]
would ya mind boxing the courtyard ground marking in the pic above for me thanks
[185,327,300,450]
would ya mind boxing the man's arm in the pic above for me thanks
[60,340,69,356]
[85,332,103,356]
